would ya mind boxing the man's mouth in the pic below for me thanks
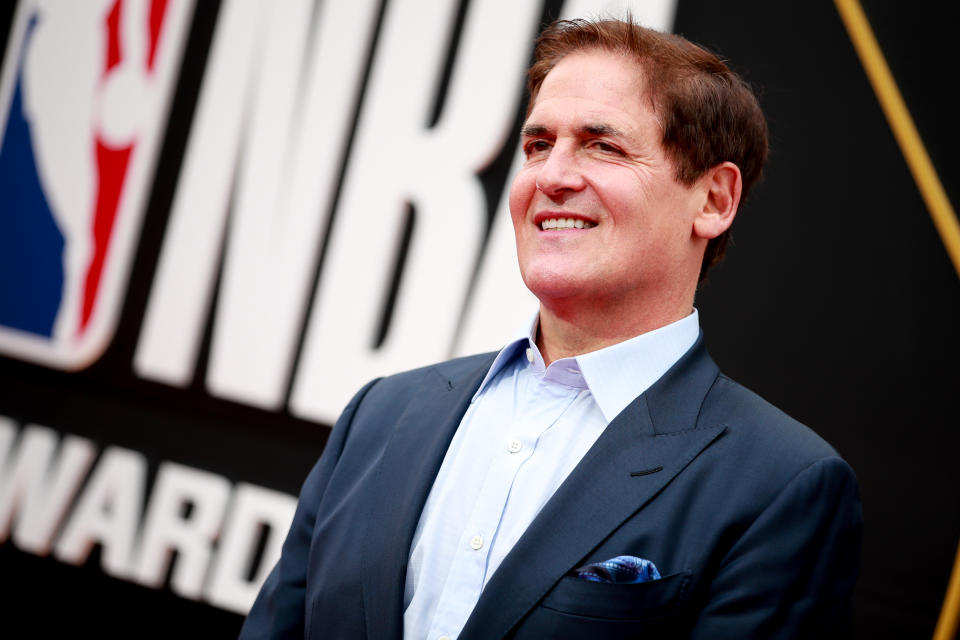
[538,217,597,230]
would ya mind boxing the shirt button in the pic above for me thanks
[438,636,451,640]
[507,438,522,453]
[470,534,483,550]
[525,347,533,363]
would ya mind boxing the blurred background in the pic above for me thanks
[1,0,957,637]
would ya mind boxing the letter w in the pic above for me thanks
[0,418,96,555]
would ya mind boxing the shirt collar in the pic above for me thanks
[472,309,701,422]
[575,310,700,422]
[471,314,541,401]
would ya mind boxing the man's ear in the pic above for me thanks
[693,161,742,240]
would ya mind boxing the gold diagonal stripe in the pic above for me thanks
[835,0,960,279]
[933,540,960,640]
[834,3,960,638]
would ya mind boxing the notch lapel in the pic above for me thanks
[460,337,724,640]
[361,355,494,640]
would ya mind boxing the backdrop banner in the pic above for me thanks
[1,1,956,637]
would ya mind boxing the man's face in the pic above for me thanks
[510,50,706,309]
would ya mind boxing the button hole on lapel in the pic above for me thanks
[630,466,663,477]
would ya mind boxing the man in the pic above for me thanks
[241,18,861,639]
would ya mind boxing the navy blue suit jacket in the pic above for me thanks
[240,336,862,638]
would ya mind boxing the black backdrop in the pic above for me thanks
[1,1,957,637]
[683,1,960,635]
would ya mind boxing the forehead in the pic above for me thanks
[527,50,655,132]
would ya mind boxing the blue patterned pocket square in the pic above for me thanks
[573,555,661,584]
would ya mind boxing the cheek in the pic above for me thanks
[584,166,649,219]
[508,169,536,227]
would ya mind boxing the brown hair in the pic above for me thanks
[527,18,769,281]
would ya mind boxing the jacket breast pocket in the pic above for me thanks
[512,570,693,640]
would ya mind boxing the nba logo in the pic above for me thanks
[0,0,194,369]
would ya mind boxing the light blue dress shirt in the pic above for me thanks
[402,310,700,640]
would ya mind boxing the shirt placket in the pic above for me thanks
[426,373,579,639]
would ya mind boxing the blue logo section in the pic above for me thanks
[0,16,65,338]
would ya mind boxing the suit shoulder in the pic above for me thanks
[345,352,497,417]
[703,374,844,467]
[369,352,496,392]
[692,374,859,533]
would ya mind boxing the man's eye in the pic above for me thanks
[524,140,551,156]
[591,141,622,155]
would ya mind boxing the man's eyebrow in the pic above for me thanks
[520,123,625,137]
[521,124,549,137]
[582,123,622,137]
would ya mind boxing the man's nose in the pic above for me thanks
[535,145,586,198]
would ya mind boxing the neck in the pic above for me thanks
[535,292,695,367]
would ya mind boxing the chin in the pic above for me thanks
[521,270,591,304]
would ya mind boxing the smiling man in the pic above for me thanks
[241,18,862,640]
[511,48,741,362]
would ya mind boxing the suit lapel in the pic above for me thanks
[361,355,494,640]
[460,337,725,640]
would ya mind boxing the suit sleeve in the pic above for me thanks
[238,378,381,639]
[688,456,863,639]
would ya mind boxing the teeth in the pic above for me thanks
[539,217,595,230]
